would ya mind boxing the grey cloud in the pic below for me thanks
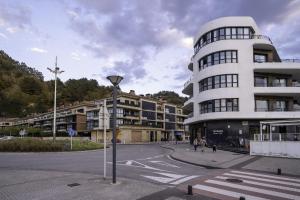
[0,2,32,29]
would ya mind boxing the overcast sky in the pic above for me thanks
[1,0,300,95]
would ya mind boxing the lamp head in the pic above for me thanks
[107,75,123,86]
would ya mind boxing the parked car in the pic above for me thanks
[0,136,15,141]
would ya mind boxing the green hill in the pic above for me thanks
[0,50,187,118]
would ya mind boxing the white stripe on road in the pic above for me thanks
[170,175,199,185]
[216,176,300,193]
[193,184,269,200]
[231,170,300,183]
[224,173,300,187]
[205,179,300,200]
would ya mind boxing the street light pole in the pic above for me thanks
[47,57,64,142]
[106,75,123,184]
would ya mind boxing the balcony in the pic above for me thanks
[182,78,193,96]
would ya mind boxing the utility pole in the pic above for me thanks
[47,57,64,142]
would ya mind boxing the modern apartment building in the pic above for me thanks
[86,90,187,143]
[11,102,96,136]
[183,16,300,148]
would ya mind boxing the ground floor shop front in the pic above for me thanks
[188,119,300,151]
[90,126,186,144]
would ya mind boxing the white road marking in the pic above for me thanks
[142,172,185,184]
[231,170,300,183]
[170,175,199,185]
[107,160,170,172]
[142,172,199,185]
[224,173,300,187]
[205,179,300,200]
[149,161,180,168]
[194,184,269,200]
[216,176,300,193]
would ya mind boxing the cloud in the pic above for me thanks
[0,2,32,32]
[30,47,48,53]
[71,52,81,61]
[0,32,7,39]
[63,0,300,93]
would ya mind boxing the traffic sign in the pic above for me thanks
[67,128,76,137]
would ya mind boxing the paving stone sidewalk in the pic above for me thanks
[0,169,167,200]
[163,143,300,176]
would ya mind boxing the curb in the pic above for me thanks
[160,144,221,169]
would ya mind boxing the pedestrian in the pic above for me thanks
[193,138,198,151]
[213,144,217,152]
[200,138,205,152]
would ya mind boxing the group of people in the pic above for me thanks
[193,138,217,152]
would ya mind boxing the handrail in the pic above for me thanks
[251,35,273,44]
[281,59,300,63]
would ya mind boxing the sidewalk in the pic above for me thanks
[162,143,300,175]
[0,169,167,200]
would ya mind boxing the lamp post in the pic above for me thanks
[47,57,64,142]
[106,75,123,184]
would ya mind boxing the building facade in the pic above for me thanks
[87,90,187,143]
[11,102,96,136]
[183,17,300,149]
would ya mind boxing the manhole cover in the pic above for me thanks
[67,183,80,187]
[226,178,243,183]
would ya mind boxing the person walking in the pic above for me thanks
[193,138,198,151]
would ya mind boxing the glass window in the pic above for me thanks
[207,55,212,66]
[275,101,286,111]
[226,28,231,39]
[237,27,243,38]
[233,99,239,111]
[254,76,267,87]
[254,54,267,63]
[203,57,207,68]
[200,38,204,47]
[232,51,237,62]
[214,76,220,88]
[207,32,211,43]
[214,99,220,112]
[244,28,250,39]
[273,78,286,87]
[207,77,213,89]
[221,99,226,111]
[214,52,220,64]
[226,74,232,87]
[226,51,232,63]
[233,74,238,87]
[231,28,237,39]
[213,30,218,41]
[219,28,225,40]
[221,75,226,88]
[256,99,268,111]
[208,101,213,113]
[220,52,225,64]
[227,99,233,111]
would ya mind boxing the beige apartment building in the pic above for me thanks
[87,90,187,144]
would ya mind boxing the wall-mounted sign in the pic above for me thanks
[213,130,223,135]
[242,121,248,126]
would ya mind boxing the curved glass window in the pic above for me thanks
[199,50,237,70]
[200,98,239,114]
[199,74,238,92]
[194,27,254,55]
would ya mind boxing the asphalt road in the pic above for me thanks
[0,144,215,186]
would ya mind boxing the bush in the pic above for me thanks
[0,138,103,152]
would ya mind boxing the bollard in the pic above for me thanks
[240,196,246,200]
[277,168,281,175]
[187,185,193,195]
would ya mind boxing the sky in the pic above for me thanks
[0,0,300,95]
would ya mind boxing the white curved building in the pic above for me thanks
[183,16,300,148]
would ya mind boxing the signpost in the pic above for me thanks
[99,99,110,179]
[68,128,76,150]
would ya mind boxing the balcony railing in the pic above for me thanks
[184,77,193,88]
[251,35,273,44]
[281,59,300,63]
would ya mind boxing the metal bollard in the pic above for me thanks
[187,185,193,195]
[240,197,246,200]
[277,168,281,175]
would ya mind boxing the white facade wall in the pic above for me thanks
[184,16,300,125]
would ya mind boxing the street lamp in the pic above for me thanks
[47,57,64,142]
[106,75,123,184]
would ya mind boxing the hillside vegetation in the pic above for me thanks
[0,50,186,118]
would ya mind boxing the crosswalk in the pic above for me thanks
[191,170,300,200]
